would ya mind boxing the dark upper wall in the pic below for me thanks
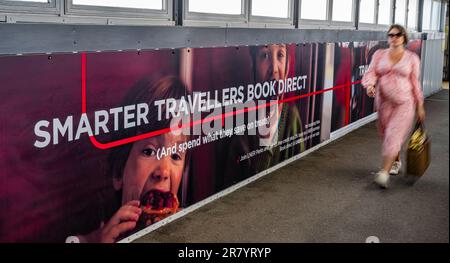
[0,24,428,56]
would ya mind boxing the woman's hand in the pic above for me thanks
[100,200,142,243]
[366,85,376,97]
[417,105,426,123]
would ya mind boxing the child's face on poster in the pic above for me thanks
[255,44,288,83]
[118,133,187,204]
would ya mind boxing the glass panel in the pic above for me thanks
[332,0,353,22]
[73,0,163,10]
[9,0,48,2]
[395,0,406,25]
[251,0,289,18]
[443,4,448,30]
[377,0,391,25]
[300,0,327,20]
[188,0,242,15]
[407,0,417,29]
[422,0,432,30]
[360,0,375,23]
[431,0,441,30]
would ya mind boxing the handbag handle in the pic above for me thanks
[413,120,429,143]
[414,120,426,132]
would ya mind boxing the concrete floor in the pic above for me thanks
[135,89,449,243]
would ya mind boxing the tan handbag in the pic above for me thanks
[406,121,431,177]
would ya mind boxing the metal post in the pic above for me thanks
[418,0,424,32]
[355,0,360,29]
[393,0,397,23]
[174,0,183,26]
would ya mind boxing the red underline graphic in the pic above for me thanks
[81,53,362,150]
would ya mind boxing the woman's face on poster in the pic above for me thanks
[255,44,288,82]
[119,133,186,204]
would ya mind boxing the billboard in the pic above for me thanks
[0,40,422,242]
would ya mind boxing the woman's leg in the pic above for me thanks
[377,102,394,172]
[373,103,394,188]
[382,154,397,173]
[376,102,415,187]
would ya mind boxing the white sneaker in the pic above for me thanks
[389,161,402,175]
[374,170,390,188]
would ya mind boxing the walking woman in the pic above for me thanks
[362,24,425,188]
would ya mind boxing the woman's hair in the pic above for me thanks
[107,76,190,180]
[388,24,409,44]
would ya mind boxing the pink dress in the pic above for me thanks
[362,49,424,157]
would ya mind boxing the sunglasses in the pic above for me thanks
[388,32,403,38]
